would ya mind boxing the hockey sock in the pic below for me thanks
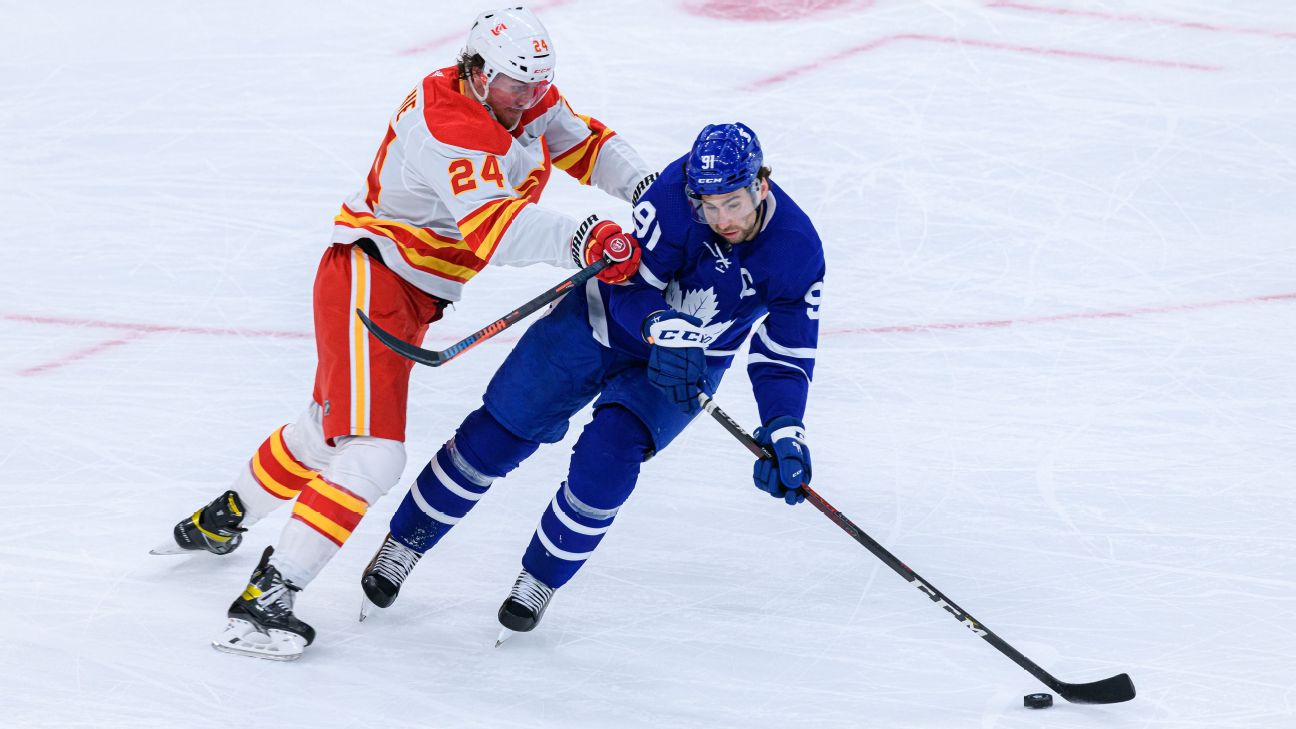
[233,424,320,525]
[522,405,651,589]
[389,406,539,553]
[230,403,334,527]
[272,435,405,587]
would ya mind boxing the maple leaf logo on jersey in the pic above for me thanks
[665,284,735,347]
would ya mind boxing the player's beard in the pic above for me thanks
[490,105,524,131]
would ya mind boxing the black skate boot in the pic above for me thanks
[496,570,556,644]
[212,546,315,661]
[359,533,422,620]
[152,490,247,555]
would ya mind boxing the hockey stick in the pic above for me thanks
[356,258,609,367]
[697,393,1136,705]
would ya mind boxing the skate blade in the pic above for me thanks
[495,627,515,647]
[211,618,306,661]
[149,539,190,555]
[359,595,379,622]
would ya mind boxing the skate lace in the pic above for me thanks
[373,538,421,585]
[259,582,290,608]
[252,575,299,617]
[509,571,554,614]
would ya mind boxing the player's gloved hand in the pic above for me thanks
[574,217,641,284]
[752,416,810,505]
[643,310,712,415]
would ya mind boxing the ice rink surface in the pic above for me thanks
[2,1,1294,726]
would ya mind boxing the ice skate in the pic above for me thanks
[212,546,315,661]
[359,533,422,621]
[151,490,247,555]
[495,570,555,645]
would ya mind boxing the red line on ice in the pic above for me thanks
[826,292,1296,337]
[743,32,1222,89]
[8,292,1293,374]
[0,313,311,340]
[16,331,151,377]
[986,1,1296,40]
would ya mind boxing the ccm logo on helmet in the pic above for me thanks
[490,22,508,36]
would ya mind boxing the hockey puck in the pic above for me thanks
[1023,693,1054,709]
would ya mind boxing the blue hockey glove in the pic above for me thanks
[643,310,712,415]
[752,416,810,505]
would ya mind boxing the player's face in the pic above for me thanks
[480,71,550,129]
[698,179,769,243]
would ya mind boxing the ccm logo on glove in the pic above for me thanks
[643,310,712,347]
[643,310,713,415]
[753,415,811,506]
[652,327,708,345]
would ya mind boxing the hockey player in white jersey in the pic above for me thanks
[151,7,656,660]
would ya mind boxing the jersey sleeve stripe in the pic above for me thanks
[552,114,616,185]
[457,196,532,261]
[754,326,818,359]
[364,124,398,210]
[513,139,553,203]
[748,352,810,379]
[636,262,669,290]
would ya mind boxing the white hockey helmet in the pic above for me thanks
[465,7,556,86]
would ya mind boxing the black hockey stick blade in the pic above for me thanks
[356,310,446,367]
[696,392,1137,705]
[1054,672,1136,704]
[356,257,609,368]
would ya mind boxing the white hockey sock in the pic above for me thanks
[268,434,405,588]
[271,518,340,587]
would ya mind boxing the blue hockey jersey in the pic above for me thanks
[577,153,826,424]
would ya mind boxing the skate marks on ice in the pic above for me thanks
[3,0,1296,727]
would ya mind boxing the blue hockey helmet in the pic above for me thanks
[684,122,764,199]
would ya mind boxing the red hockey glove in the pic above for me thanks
[573,218,641,284]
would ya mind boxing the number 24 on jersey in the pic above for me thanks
[449,156,506,195]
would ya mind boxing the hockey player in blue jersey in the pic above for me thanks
[358,122,826,636]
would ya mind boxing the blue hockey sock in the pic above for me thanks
[523,406,651,588]
[390,407,538,552]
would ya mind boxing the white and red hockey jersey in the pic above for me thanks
[332,66,651,302]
